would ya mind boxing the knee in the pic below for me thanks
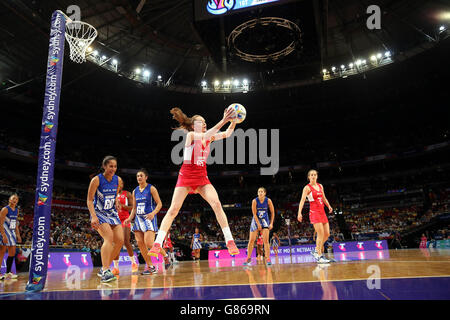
[210,199,222,211]
[167,206,180,218]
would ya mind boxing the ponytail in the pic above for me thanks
[170,107,200,132]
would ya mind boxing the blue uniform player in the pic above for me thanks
[87,156,124,283]
[0,194,22,280]
[191,228,203,261]
[244,187,275,266]
[124,168,171,275]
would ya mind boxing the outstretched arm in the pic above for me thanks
[211,119,237,142]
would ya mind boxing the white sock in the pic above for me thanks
[130,255,136,264]
[155,230,167,245]
[113,260,119,269]
[222,226,233,243]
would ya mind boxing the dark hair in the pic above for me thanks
[137,168,149,177]
[102,155,117,168]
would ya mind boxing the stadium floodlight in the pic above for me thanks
[112,59,118,65]
[341,65,345,70]
[376,53,382,59]
[143,70,150,77]
[87,47,93,53]
[349,63,354,68]
[135,68,141,75]
[157,75,162,80]
[385,51,391,57]
[356,59,362,66]
[331,66,336,72]
[243,79,248,85]
[362,59,367,64]
[101,55,107,60]
[201,81,207,86]
[322,69,327,74]
[224,80,231,86]
[371,55,377,61]
[214,80,220,86]
[233,79,239,86]
[439,25,445,31]
[93,50,99,56]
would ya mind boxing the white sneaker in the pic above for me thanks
[318,256,330,264]
[6,273,18,279]
[310,249,320,261]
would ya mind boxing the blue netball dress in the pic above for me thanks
[250,197,270,232]
[0,206,18,246]
[192,233,202,250]
[132,184,158,233]
[93,174,121,225]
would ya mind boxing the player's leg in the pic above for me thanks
[197,184,239,254]
[6,245,17,278]
[135,231,153,269]
[0,245,6,279]
[262,228,271,265]
[96,223,117,281]
[313,223,324,256]
[123,225,138,271]
[245,231,257,264]
[150,187,189,255]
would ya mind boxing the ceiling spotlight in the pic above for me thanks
[243,79,248,85]
[341,65,345,70]
[362,59,367,64]
[93,50,98,56]
[87,47,93,53]
[376,53,382,59]
[233,80,239,86]
[385,51,391,57]
[214,80,220,86]
[157,75,162,80]
[349,63,354,68]
[112,59,118,65]
[224,80,231,86]
[143,70,150,77]
[331,66,336,72]
[201,81,207,86]
[356,59,362,66]
[371,55,377,61]
[439,25,445,32]
[101,55,107,60]
[135,68,141,75]
[322,69,327,74]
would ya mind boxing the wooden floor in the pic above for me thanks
[1,249,449,300]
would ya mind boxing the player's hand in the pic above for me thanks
[297,214,302,222]
[2,233,8,244]
[328,206,333,213]
[91,216,100,230]
[123,218,131,226]
[16,235,22,243]
[223,107,235,122]
[116,202,122,211]
[269,224,273,230]
[145,213,155,220]
[257,224,262,231]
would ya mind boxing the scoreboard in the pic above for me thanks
[194,0,299,21]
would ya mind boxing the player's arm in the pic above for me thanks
[125,190,137,225]
[211,119,237,142]
[320,184,333,213]
[87,176,100,229]
[268,198,275,229]
[15,209,21,243]
[297,185,310,222]
[121,191,133,212]
[0,208,7,243]
[252,199,262,230]
[148,186,162,219]
[203,107,235,141]
[116,176,123,210]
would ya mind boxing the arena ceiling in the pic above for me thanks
[0,0,448,92]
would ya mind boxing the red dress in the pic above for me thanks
[175,138,212,194]
[307,183,329,224]
[117,191,131,228]
[164,233,173,249]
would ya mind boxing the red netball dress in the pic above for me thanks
[163,233,173,249]
[117,190,131,228]
[175,138,212,194]
[307,183,329,224]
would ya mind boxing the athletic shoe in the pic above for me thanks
[101,269,116,283]
[131,263,139,273]
[112,268,120,276]
[5,273,18,280]
[226,240,240,256]
[164,256,172,270]
[0,274,5,280]
[141,266,157,275]
[318,255,331,264]
[266,259,272,266]
[97,269,103,278]
[310,249,320,261]
[243,258,252,266]
[148,243,162,257]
